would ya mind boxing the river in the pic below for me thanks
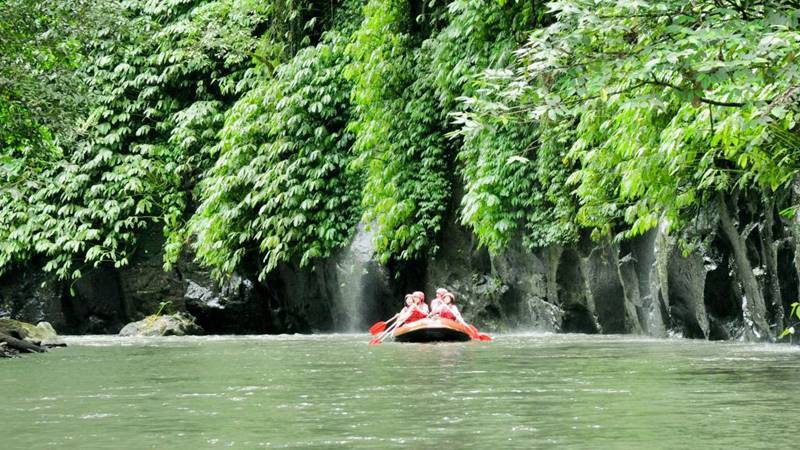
[2,334,798,449]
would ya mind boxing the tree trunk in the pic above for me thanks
[0,332,45,353]
[717,194,770,340]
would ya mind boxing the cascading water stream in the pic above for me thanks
[332,223,376,332]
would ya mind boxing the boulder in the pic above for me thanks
[118,313,203,337]
[33,322,66,346]
[0,318,65,346]
[0,318,65,356]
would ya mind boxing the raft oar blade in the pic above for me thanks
[369,321,387,335]
[369,319,401,344]
[468,324,492,341]
[369,315,398,335]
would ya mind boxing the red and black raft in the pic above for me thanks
[392,318,473,343]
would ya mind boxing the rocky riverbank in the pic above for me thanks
[0,319,65,358]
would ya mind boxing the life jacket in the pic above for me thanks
[405,308,427,324]
[439,306,457,321]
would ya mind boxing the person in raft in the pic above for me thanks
[414,291,430,316]
[398,291,429,326]
[398,294,414,317]
[432,292,469,328]
[430,288,448,313]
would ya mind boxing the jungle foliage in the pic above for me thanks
[0,0,115,275]
[2,0,800,300]
[453,0,800,337]
[457,0,800,240]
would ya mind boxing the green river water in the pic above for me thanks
[2,333,798,449]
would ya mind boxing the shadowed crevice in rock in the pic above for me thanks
[617,251,645,335]
[556,248,598,334]
[66,265,128,334]
[620,231,667,337]
[582,241,628,334]
[777,241,798,326]
[704,247,742,340]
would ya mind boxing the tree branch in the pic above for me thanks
[644,78,745,107]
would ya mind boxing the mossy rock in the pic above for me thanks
[118,313,203,337]
[0,318,65,347]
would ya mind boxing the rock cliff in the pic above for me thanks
[2,211,796,341]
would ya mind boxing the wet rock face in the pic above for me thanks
[492,243,562,331]
[0,261,144,335]
[617,252,646,334]
[116,228,198,321]
[66,265,129,334]
[778,243,799,304]
[581,242,629,333]
[118,228,283,334]
[665,248,710,338]
[262,255,396,334]
[556,248,598,333]
[3,209,796,340]
[424,212,510,330]
[0,267,65,330]
[425,217,565,332]
[427,223,650,335]
[621,231,667,337]
[0,225,396,335]
[0,228,203,335]
[703,247,744,340]
[185,274,272,334]
[424,220,765,339]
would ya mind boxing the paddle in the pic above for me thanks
[369,314,398,335]
[369,319,402,345]
[469,324,493,341]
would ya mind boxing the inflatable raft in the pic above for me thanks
[392,318,473,343]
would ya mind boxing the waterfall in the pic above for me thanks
[333,223,376,332]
